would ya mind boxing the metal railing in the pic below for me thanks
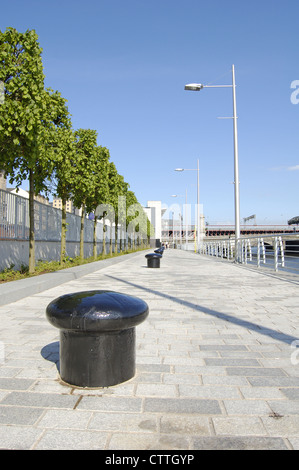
[0,189,104,242]
[200,233,299,275]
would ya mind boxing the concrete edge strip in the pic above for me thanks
[0,250,150,306]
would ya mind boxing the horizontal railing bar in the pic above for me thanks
[199,233,299,275]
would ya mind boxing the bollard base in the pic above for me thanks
[145,253,162,268]
[59,328,136,388]
[147,258,160,268]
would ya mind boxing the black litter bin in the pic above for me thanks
[46,290,149,388]
[145,253,162,268]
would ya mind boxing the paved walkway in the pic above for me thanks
[0,249,299,450]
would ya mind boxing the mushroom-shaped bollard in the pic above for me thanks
[46,290,149,388]
[145,253,162,268]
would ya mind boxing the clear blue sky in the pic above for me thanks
[1,0,298,225]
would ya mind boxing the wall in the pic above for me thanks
[0,189,146,270]
[0,239,110,270]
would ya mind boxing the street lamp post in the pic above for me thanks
[185,64,241,262]
[175,159,200,253]
[172,211,175,247]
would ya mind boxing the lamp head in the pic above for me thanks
[184,83,204,91]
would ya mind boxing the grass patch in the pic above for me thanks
[0,246,149,284]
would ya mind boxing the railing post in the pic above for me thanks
[248,239,252,261]
[241,239,244,264]
[279,236,285,268]
[200,233,299,276]
[261,238,266,264]
[14,197,18,239]
[274,236,278,272]
[243,239,247,264]
[22,199,26,238]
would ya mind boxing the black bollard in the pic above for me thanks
[46,290,149,388]
[145,253,162,268]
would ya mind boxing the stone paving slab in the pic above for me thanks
[0,251,143,306]
[0,249,298,450]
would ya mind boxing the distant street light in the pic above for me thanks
[175,159,200,253]
[171,192,187,249]
[184,65,241,262]
[184,84,204,91]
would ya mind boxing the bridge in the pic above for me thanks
[162,224,296,243]
[204,224,295,239]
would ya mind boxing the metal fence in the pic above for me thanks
[200,233,299,275]
[0,189,104,242]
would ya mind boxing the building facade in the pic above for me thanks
[52,198,74,214]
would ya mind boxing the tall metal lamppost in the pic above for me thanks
[175,159,200,253]
[184,64,240,262]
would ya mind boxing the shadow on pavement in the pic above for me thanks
[41,341,60,372]
[105,274,299,347]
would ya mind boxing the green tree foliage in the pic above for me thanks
[107,162,129,252]
[85,146,110,259]
[0,28,151,267]
[126,190,138,248]
[0,27,70,272]
[72,128,98,260]
[51,127,77,263]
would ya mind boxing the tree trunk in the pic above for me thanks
[80,205,85,260]
[119,228,122,252]
[102,216,106,256]
[28,169,35,274]
[110,223,114,255]
[60,196,67,264]
[115,221,119,254]
[93,215,97,260]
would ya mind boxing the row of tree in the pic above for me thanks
[0,28,152,273]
